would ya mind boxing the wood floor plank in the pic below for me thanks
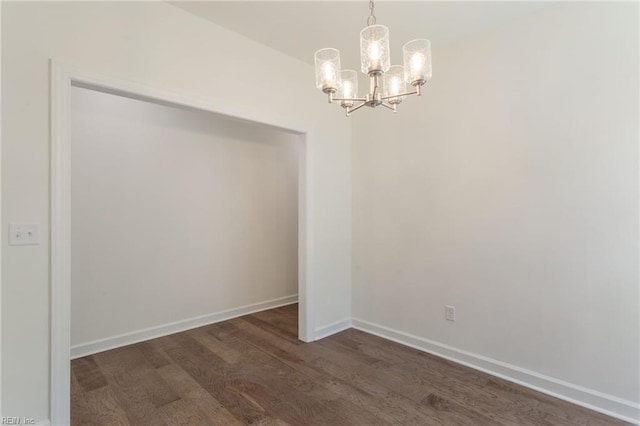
[95,345,180,408]
[336,330,628,426]
[199,320,390,425]
[251,306,299,336]
[484,377,630,426]
[319,336,531,425]
[187,328,242,364]
[135,340,173,369]
[163,332,276,425]
[312,353,497,425]
[81,386,131,426]
[164,333,304,424]
[240,313,301,344]
[71,355,108,392]
[156,363,242,425]
[327,332,521,424]
[70,369,95,426]
[181,329,373,425]
[71,304,632,426]
[158,398,221,426]
[232,321,469,425]
[93,347,172,425]
[235,322,413,424]
[275,304,299,321]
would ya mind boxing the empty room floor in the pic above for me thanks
[71,305,628,425]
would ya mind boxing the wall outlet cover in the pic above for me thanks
[445,305,456,322]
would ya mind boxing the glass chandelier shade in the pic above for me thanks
[314,48,342,93]
[403,39,432,85]
[383,65,406,104]
[338,70,358,108]
[360,25,390,75]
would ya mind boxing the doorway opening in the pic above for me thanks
[51,63,312,426]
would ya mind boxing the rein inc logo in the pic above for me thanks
[1,418,35,425]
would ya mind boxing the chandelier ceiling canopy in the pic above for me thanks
[314,0,432,117]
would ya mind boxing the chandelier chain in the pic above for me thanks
[367,0,376,26]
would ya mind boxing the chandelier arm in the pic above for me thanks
[347,102,367,115]
[332,97,368,102]
[379,89,419,101]
[380,102,395,111]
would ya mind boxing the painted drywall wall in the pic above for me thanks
[1,2,351,421]
[353,0,638,413]
[70,86,299,347]
[0,1,3,418]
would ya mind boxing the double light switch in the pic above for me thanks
[9,223,40,246]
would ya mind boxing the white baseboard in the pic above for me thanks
[314,318,352,340]
[351,318,640,425]
[71,295,298,359]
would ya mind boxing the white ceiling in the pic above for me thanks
[170,1,548,71]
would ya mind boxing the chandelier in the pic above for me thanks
[314,0,432,116]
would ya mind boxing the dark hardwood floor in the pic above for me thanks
[71,304,629,425]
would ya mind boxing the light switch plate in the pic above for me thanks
[9,223,40,246]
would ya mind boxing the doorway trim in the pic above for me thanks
[50,61,314,426]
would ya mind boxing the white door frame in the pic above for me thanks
[50,61,314,426]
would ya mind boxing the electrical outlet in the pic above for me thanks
[445,305,456,322]
[9,223,40,246]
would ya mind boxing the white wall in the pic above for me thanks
[71,86,299,348]
[353,1,639,419]
[0,1,3,418]
[1,2,351,422]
